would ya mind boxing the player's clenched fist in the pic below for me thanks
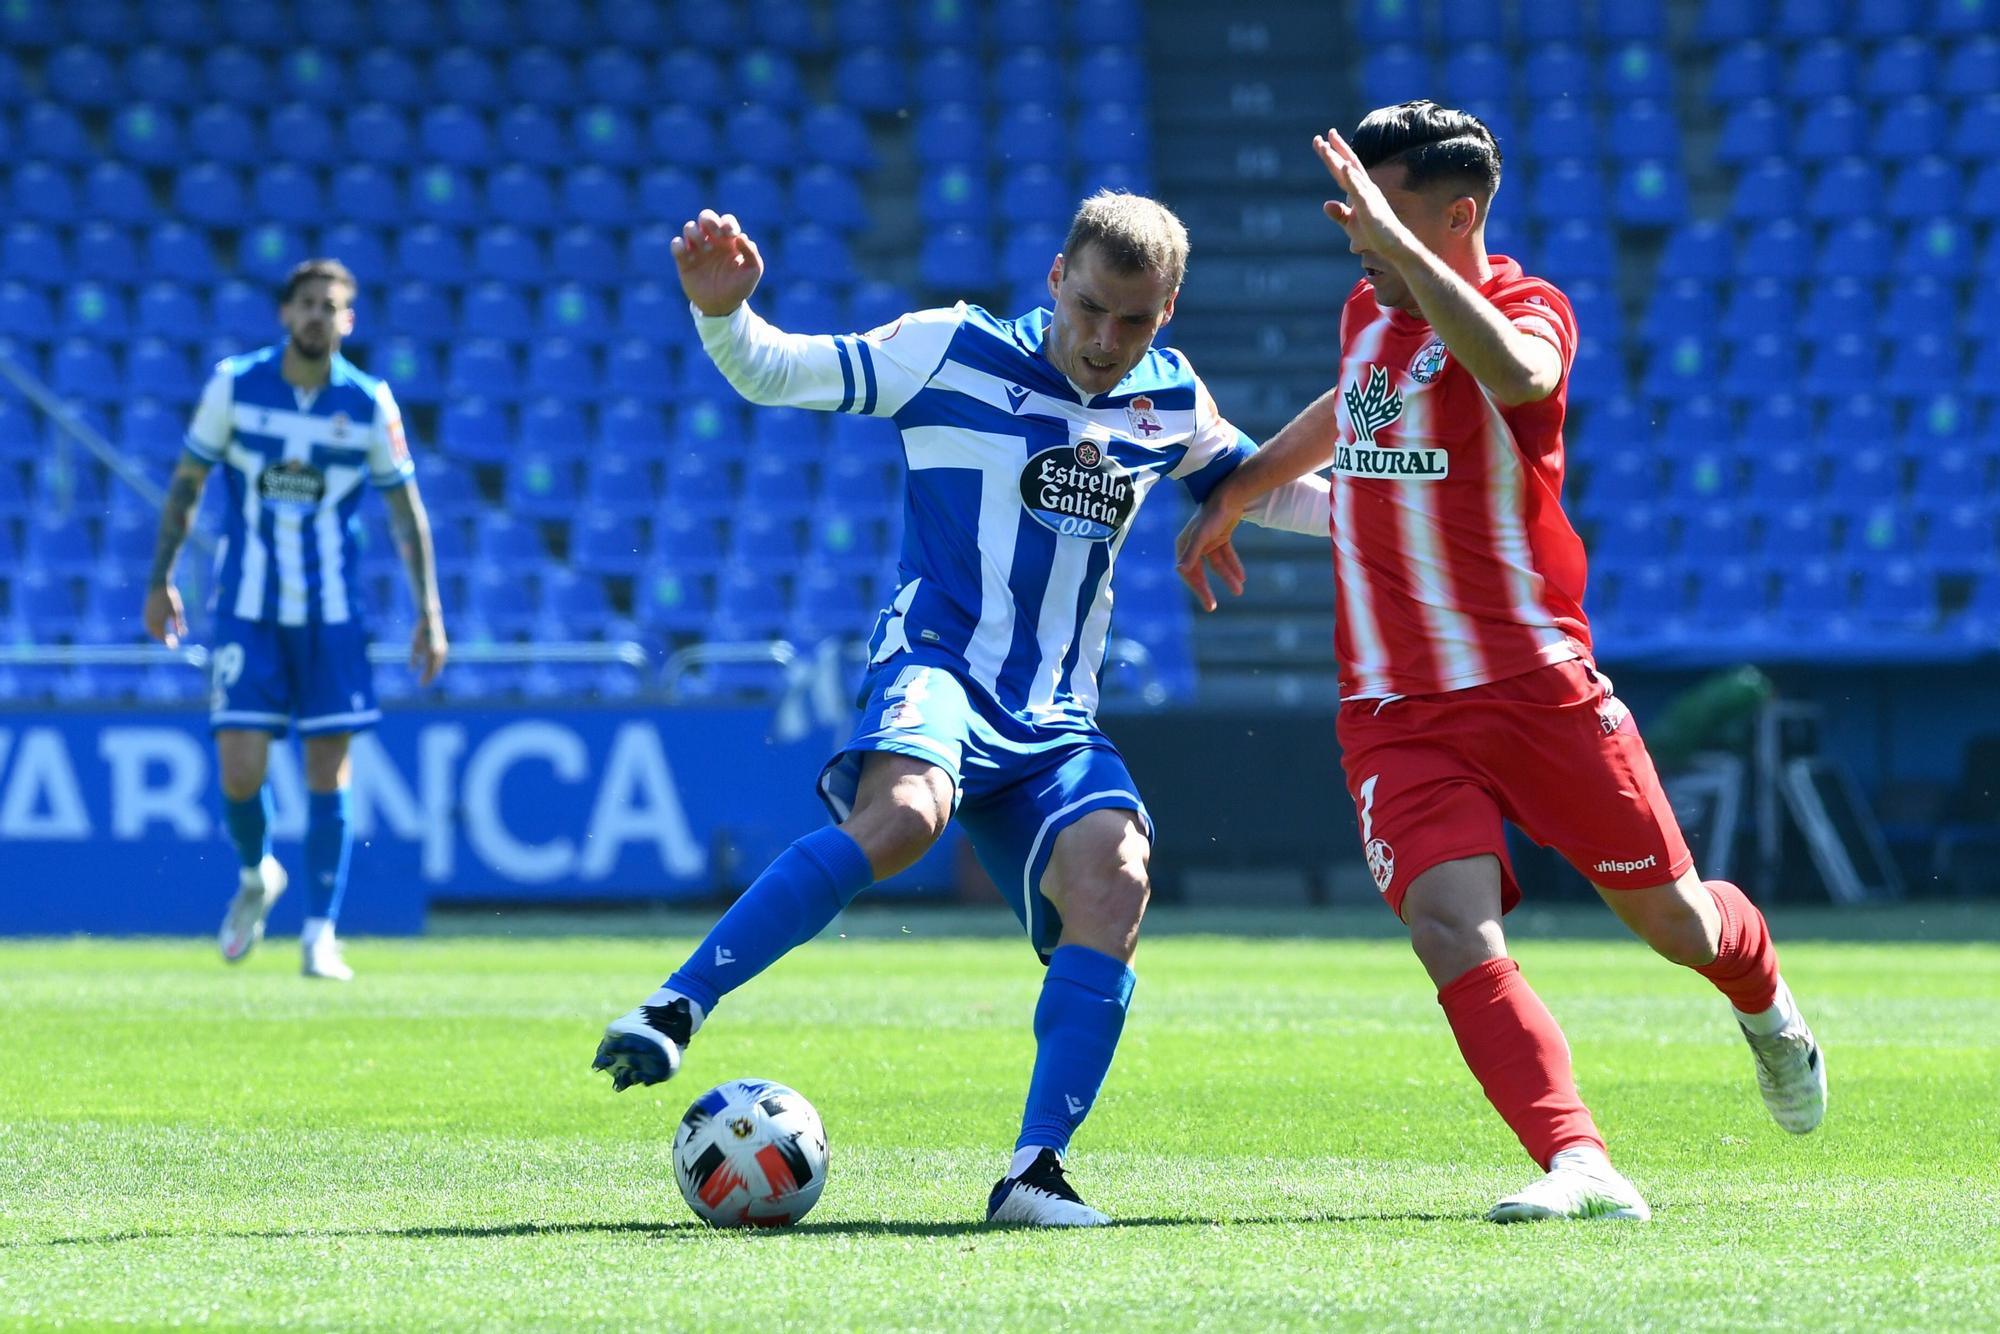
[672,209,764,318]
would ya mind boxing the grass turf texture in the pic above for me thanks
[2,906,1996,1331]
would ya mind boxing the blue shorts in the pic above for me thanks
[818,661,1152,959]
[207,613,380,737]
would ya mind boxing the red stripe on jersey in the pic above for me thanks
[1326,257,1592,699]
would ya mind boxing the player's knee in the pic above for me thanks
[840,774,949,878]
[1639,908,1717,967]
[1405,905,1502,983]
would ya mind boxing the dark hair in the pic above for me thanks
[280,257,358,304]
[1063,189,1190,289]
[1350,100,1502,202]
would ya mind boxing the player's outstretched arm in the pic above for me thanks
[383,481,447,686]
[142,455,211,650]
[1313,128,1560,406]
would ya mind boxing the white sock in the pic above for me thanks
[638,987,706,1036]
[1549,1145,1613,1175]
[1008,1145,1054,1179]
[1733,977,1793,1036]
[301,916,333,947]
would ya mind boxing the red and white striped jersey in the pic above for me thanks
[1324,257,1592,700]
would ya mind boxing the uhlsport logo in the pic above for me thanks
[1366,838,1396,894]
[1124,394,1163,438]
[1409,337,1449,384]
[1334,365,1449,481]
[1593,855,1658,875]
[1018,436,1135,541]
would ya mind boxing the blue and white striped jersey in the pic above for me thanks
[697,301,1325,728]
[185,345,415,626]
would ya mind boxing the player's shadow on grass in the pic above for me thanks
[24,1211,1456,1248]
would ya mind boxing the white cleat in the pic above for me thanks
[1737,978,1827,1134]
[218,855,287,963]
[1487,1147,1652,1223]
[302,929,354,982]
[986,1148,1112,1227]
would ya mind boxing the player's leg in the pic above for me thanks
[1401,856,1650,1223]
[299,731,355,981]
[595,750,947,1089]
[1593,866,1826,1133]
[294,618,382,982]
[210,617,292,963]
[215,726,285,961]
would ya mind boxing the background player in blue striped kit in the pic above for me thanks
[143,259,449,980]
[594,196,1328,1225]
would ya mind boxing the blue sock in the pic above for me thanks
[305,788,353,922]
[665,826,875,1014]
[222,789,271,870]
[1016,944,1137,1156]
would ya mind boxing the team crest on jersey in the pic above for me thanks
[1366,838,1396,894]
[1019,439,1135,542]
[1409,338,1449,384]
[328,411,351,440]
[1124,395,1163,438]
[1333,365,1449,481]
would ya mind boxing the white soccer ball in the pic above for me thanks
[671,1079,829,1227]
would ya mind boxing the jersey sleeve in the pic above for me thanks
[183,365,233,464]
[693,301,964,418]
[367,380,416,489]
[1500,284,1578,373]
[1167,373,1253,501]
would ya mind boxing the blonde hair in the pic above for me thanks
[1062,190,1190,290]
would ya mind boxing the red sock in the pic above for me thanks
[1694,879,1781,1014]
[1437,958,1605,1169]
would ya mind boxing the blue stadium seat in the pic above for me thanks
[1952,97,2000,165]
[61,281,129,338]
[1362,46,1433,109]
[329,162,403,225]
[575,104,644,166]
[1875,97,1947,160]
[486,105,562,167]
[993,45,1057,96]
[83,162,152,225]
[51,338,118,402]
[124,46,193,105]
[767,280,841,335]
[1883,332,1962,401]
[1602,43,1672,102]
[1735,218,1811,280]
[319,222,389,281]
[476,224,548,284]
[1730,159,1804,221]
[1922,503,1997,573]
[915,47,984,106]
[1804,335,1875,398]
[631,169,700,231]
[522,337,595,401]
[1896,217,1973,278]
[1821,393,1892,449]
[504,450,579,517]
[380,282,450,347]
[447,339,519,400]
[2,223,67,285]
[1071,0,1141,44]
[580,49,650,107]
[1355,0,1426,43]
[1615,159,1687,226]
[662,451,735,515]
[1745,448,1819,503]
[394,224,468,286]
[918,226,995,291]
[658,48,726,107]
[846,281,916,335]
[919,163,991,227]
[248,162,323,225]
[508,46,580,107]
[353,48,423,107]
[1774,0,1843,39]
[915,103,985,165]
[536,282,612,348]
[11,162,78,222]
[634,562,717,636]
[560,166,633,225]
[110,103,182,167]
[1864,37,1936,102]
[1785,39,1856,102]
[833,47,905,113]
[21,102,89,162]
[418,104,493,167]
[1722,334,1793,398]
[1716,99,1786,166]
[546,225,615,290]
[740,455,817,518]
[236,222,304,285]
[599,0,675,48]
[440,397,511,462]
[430,47,501,107]
[1815,216,1887,279]
[463,281,534,342]
[599,397,669,452]
[1637,278,1709,350]
[1887,158,1963,222]
[645,107,720,173]
[209,280,270,344]
[735,49,803,109]
[274,47,343,107]
[1826,447,1903,507]
[1941,34,2000,97]
[993,102,1065,169]
[1519,0,1585,42]
[606,338,677,401]
[44,44,119,107]
[799,103,873,172]
[723,104,793,171]
[1525,102,1600,162]
[1524,43,1593,100]
[342,103,414,166]
[200,45,274,107]
[372,336,437,403]
[833,0,900,46]
[909,0,979,46]
[1543,217,1616,283]
[0,0,56,47]
[793,163,869,236]
[1076,102,1149,167]
[1667,444,1739,506]
[580,458,657,523]
[1071,46,1147,104]
[1709,41,1779,104]
[782,225,856,288]
[268,103,338,166]
[1805,157,1872,221]
[410,164,480,225]
[13,574,79,641]
[1444,44,1509,106]
[1643,336,1716,400]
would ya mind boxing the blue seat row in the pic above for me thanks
[1707,34,2000,103]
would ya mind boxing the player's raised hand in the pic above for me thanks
[143,583,186,651]
[1174,497,1248,614]
[410,612,448,687]
[672,209,764,317]
[1314,127,1411,258]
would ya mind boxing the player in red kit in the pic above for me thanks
[1177,102,1826,1222]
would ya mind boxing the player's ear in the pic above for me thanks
[1047,253,1064,303]
[1158,287,1178,327]
[1450,194,1479,237]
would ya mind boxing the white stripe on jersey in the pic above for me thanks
[1066,519,1135,718]
[1392,383,1486,687]
[1476,386,1572,651]
[902,425,1022,697]
[228,448,270,621]
[314,467,367,625]
[1332,313,1395,697]
[274,510,309,625]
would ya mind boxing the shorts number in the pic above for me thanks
[1358,773,1380,841]
[210,642,245,711]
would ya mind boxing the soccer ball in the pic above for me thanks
[671,1079,829,1228]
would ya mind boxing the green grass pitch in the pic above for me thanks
[3,905,1996,1330]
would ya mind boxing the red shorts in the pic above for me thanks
[1336,658,1693,919]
